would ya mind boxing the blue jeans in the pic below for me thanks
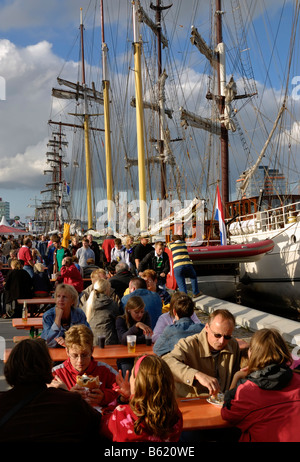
[23,265,34,278]
[174,264,199,295]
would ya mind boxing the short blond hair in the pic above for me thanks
[65,324,94,351]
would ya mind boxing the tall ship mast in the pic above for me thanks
[36,128,71,233]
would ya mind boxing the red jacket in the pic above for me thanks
[52,357,118,406]
[100,404,183,442]
[221,367,300,442]
[59,264,84,293]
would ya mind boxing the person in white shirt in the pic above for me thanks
[76,238,95,268]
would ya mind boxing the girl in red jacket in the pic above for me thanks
[100,354,183,442]
[221,328,300,442]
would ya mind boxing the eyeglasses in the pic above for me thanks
[208,325,232,341]
[68,352,91,360]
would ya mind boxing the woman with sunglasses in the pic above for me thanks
[163,309,241,397]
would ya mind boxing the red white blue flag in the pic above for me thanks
[215,185,227,245]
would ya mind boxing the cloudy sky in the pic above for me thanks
[0,0,298,222]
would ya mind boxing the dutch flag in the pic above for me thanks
[215,185,227,245]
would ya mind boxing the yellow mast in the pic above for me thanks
[132,1,147,233]
[100,0,114,229]
[80,8,93,230]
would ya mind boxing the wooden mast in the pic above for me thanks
[80,8,93,230]
[215,0,229,210]
[132,0,148,233]
[100,0,114,230]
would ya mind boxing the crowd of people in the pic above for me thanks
[0,231,300,442]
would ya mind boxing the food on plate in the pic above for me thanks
[76,374,100,389]
[209,392,224,404]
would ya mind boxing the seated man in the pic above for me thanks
[109,262,133,299]
[82,258,100,278]
[51,324,130,408]
[153,294,204,356]
[163,309,241,397]
[120,277,162,330]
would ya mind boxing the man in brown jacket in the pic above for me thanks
[163,309,241,397]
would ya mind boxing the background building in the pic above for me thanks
[0,198,10,221]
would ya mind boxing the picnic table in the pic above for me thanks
[4,343,154,365]
[178,396,231,431]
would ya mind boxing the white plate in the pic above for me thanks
[206,397,224,407]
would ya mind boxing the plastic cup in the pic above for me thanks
[145,333,152,346]
[127,335,137,353]
[98,335,106,348]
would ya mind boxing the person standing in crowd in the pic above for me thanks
[53,239,70,274]
[18,237,34,277]
[110,238,127,264]
[167,234,201,297]
[69,236,82,256]
[221,328,300,442]
[163,309,240,397]
[86,234,101,267]
[37,235,48,264]
[3,260,33,318]
[102,230,116,264]
[124,235,136,273]
[134,234,153,270]
[138,240,170,288]
[76,238,95,269]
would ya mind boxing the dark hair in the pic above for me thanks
[4,339,53,386]
[173,294,195,318]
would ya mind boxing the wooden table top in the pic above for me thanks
[17,298,55,305]
[178,397,230,430]
[12,318,43,329]
[4,343,154,362]
[49,343,154,362]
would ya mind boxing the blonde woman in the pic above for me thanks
[84,278,121,346]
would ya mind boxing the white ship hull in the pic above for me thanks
[229,201,300,310]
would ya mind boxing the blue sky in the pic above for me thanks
[0,0,298,222]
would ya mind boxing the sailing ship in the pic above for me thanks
[36,1,300,308]
[35,128,72,233]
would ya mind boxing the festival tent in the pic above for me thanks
[0,216,27,235]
